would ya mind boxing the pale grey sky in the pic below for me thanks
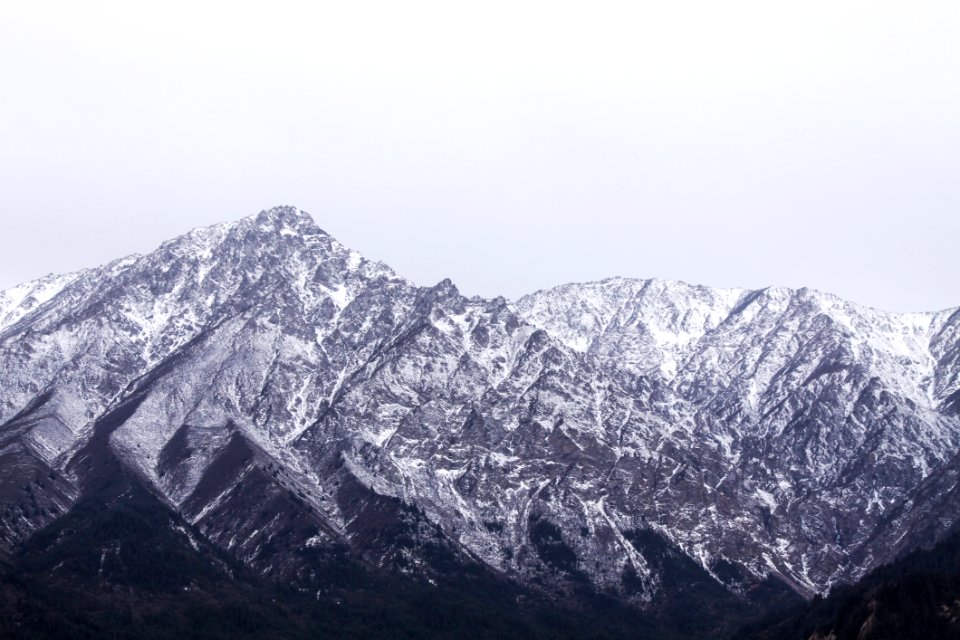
[1,1,958,312]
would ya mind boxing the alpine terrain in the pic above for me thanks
[2,206,959,638]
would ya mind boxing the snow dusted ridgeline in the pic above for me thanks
[1,205,959,611]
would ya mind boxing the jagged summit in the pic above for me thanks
[243,205,334,240]
[252,203,315,223]
[1,205,959,627]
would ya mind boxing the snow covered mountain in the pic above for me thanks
[2,206,958,628]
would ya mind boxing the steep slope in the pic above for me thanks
[0,206,958,636]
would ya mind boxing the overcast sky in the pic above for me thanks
[1,2,957,312]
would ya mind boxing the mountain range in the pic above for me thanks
[2,206,958,638]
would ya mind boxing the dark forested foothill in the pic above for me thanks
[739,527,960,640]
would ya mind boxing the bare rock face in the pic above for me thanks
[2,205,958,613]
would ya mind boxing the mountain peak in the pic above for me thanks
[247,205,326,236]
